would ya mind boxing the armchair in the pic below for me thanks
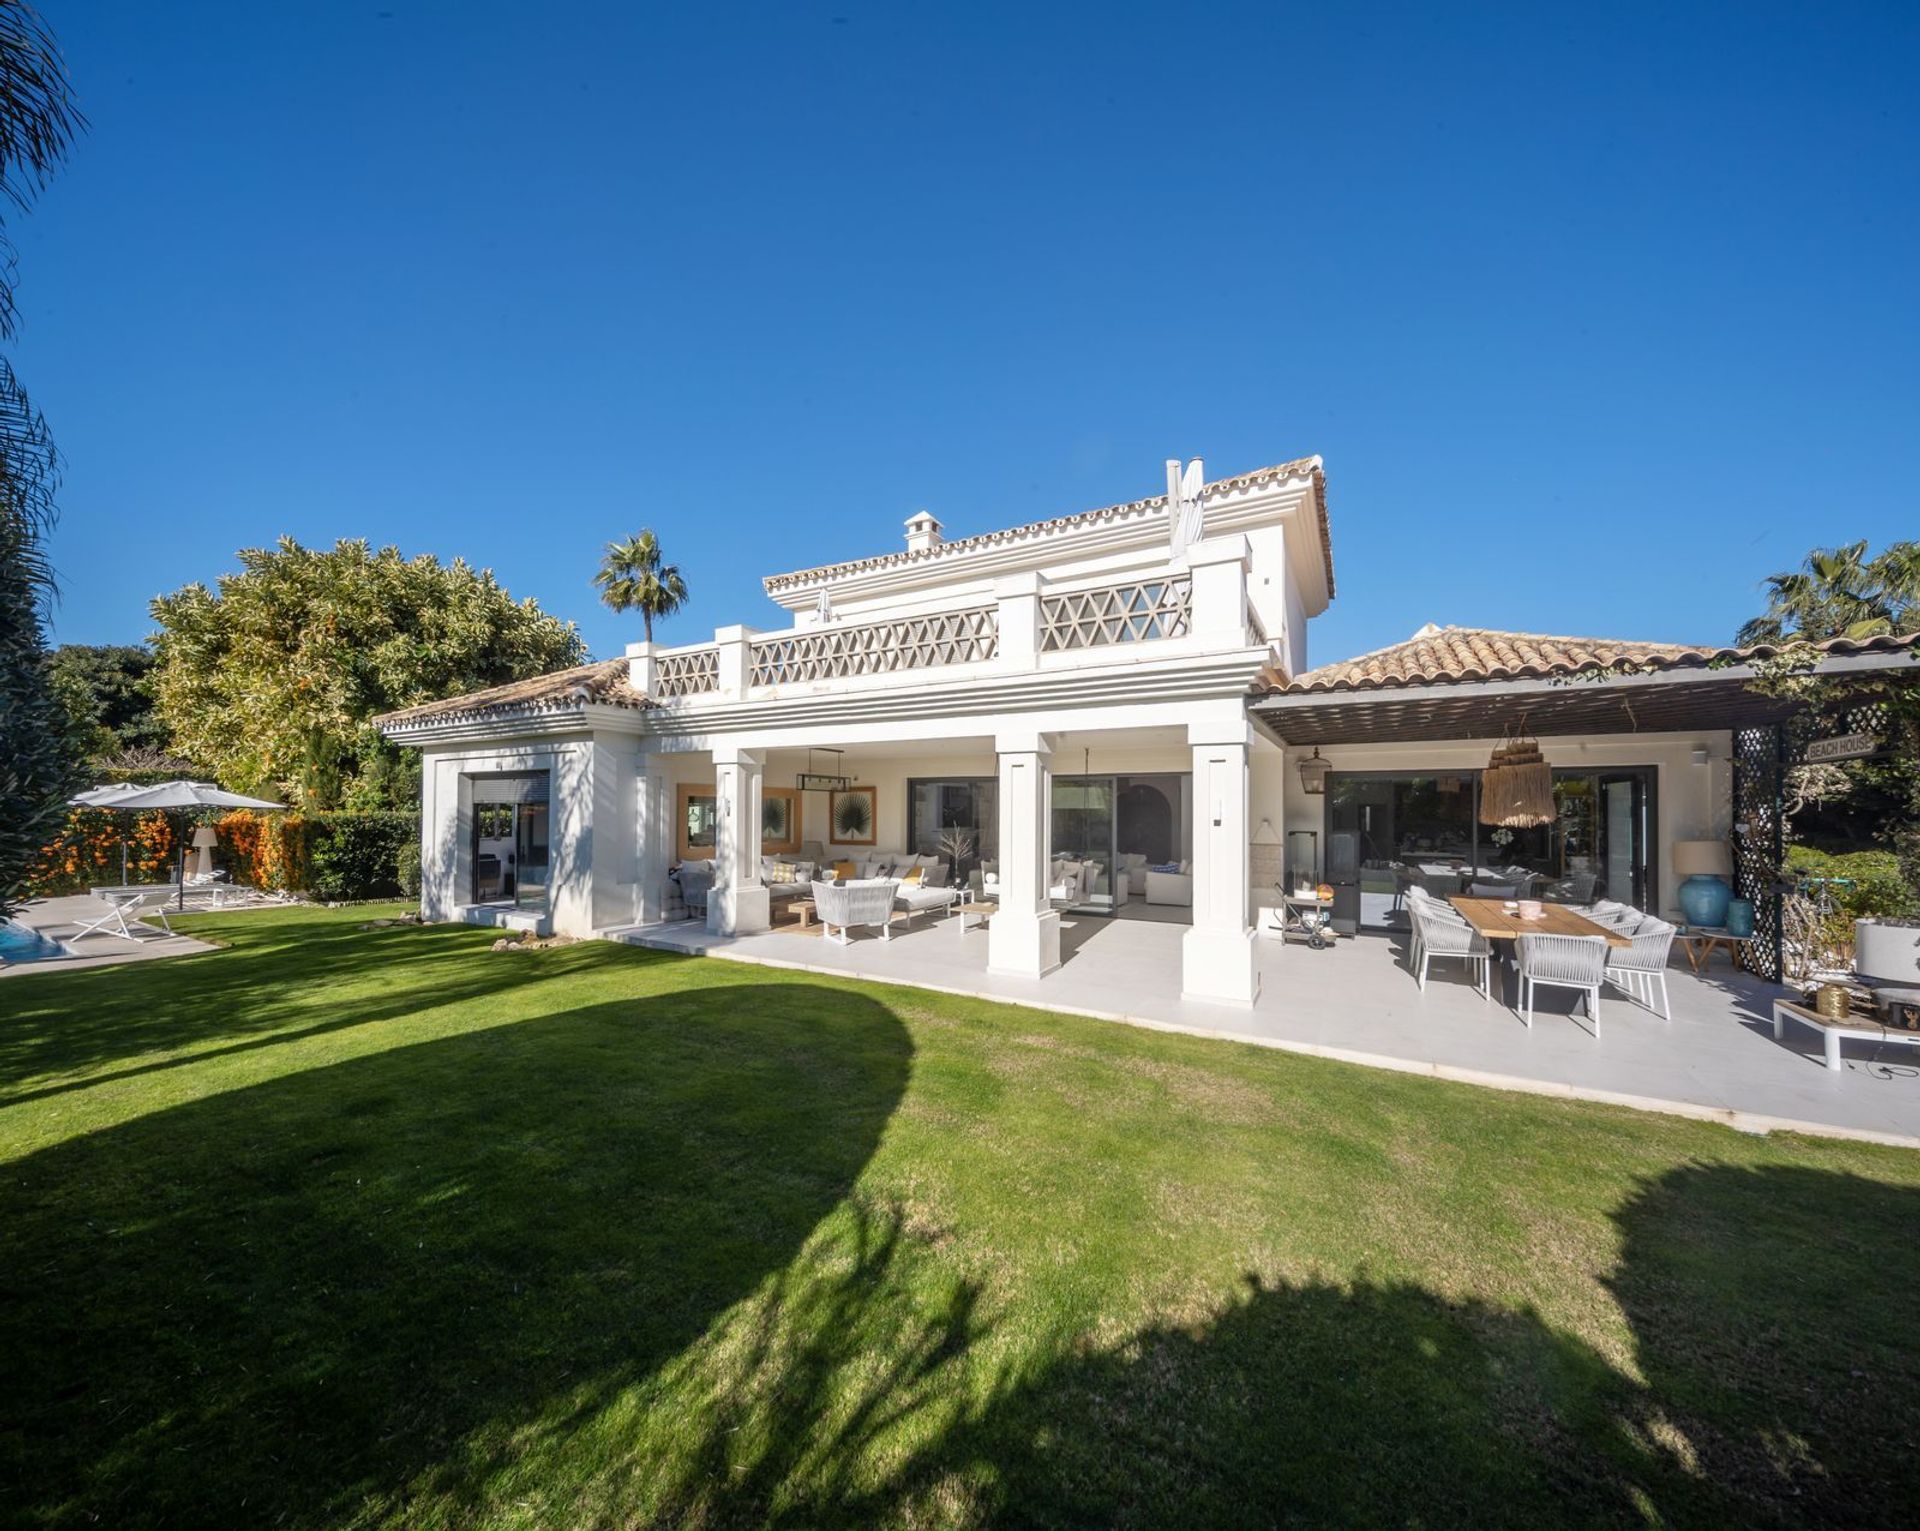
[1408,900,1490,998]
[674,861,714,921]
[811,878,899,945]
[1604,916,1676,1020]
[1515,933,1609,1033]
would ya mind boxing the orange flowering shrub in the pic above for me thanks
[215,810,311,891]
[26,810,178,898]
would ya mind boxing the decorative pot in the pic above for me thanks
[1725,898,1755,938]
[1677,874,1731,929]
[1815,984,1852,1020]
[1855,919,1920,985]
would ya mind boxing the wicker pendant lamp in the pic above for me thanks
[1479,726,1554,828]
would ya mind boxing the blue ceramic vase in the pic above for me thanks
[1677,874,1732,929]
[1725,898,1755,938]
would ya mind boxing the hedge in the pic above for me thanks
[25,808,421,903]
[1783,846,1918,920]
[304,812,418,903]
[216,810,420,902]
[1783,845,1919,961]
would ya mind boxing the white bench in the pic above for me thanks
[1773,998,1920,1073]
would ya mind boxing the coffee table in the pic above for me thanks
[788,898,818,930]
[956,900,994,936]
[1773,997,1920,1073]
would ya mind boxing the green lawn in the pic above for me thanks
[3,907,1917,1528]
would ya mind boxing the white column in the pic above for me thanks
[708,743,771,935]
[987,727,1061,977]
[631,762,670,925]
[625,640,657,696]
[1182,719,1259,1005]
[995,570,1043,670]
[714,624,760,696]
[421,752,461,923]
[1186,534,1253,648]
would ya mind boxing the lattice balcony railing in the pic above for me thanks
[749,607,998,685]
[1040,577,1192,652]
[655,647,719,698]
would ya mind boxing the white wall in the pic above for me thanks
[419,731,645,937]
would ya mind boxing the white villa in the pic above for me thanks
[379,455,1914,1016]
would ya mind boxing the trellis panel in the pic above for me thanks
[749,608,998,685]
[655,648,719,697]
[1039,578,1192,652]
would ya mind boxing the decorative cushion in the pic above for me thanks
[766,860,798,885]
[792,861,816,883]
[860,859,887,879]
[900,865,923,884]
[833,860,859,879]
[922,863,949,888]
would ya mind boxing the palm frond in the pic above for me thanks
[0,1,83,343]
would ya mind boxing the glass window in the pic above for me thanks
[909,778,997,886]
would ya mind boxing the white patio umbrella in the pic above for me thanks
[88,780,288,909]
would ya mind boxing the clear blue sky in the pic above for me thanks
[19,1,1918,668]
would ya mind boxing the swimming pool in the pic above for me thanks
[0,920,68,965]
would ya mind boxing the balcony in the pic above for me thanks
[629,535,1263,705]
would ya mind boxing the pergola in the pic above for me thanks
[1251,636,1920,983]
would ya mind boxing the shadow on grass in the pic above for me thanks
[7,925,1919,1527]
[0,981,912,1528]
[0,914,607,1099]
[644,1166,1920,1528]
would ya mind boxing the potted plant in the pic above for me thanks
[1856,918,1920,986]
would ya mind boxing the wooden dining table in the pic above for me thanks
[1447,897,1630,1004]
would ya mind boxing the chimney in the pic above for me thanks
[904,510,943,552]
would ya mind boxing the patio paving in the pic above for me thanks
[605,907,1920,1149]
[2,894,220,976]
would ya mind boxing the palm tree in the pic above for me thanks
[593,530,688,644]
[0,0,85,916]
[1737,539,1920,646]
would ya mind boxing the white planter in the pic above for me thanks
[1855,919,1920,984]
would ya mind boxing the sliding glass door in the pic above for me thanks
[1051,778,1116,908]
[909,771,1191,912]
[1050,773,1187,911]
[1326,773,1476,931]
[908,778,997,885]
[1326,767,1654,931]
[470,772,551,909]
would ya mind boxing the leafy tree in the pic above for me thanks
[1739,537,1920,889]
[594,529,688,643]
[149,538,587,810]
[0,1,84,916]
[49,643,170,759]
[1737,539,1920,646]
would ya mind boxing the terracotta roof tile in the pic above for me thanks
[1266,625,1920,696]
[376,657,649,728]
[764,457,1334,598]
